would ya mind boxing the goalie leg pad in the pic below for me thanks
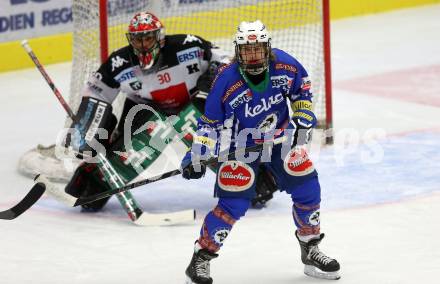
[252,165,278,208]
[65,162,111,211]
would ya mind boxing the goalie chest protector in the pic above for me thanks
[96,34,213,114]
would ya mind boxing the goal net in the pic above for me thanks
[18,0,332,182]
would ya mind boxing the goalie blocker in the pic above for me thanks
[65,96,117,156]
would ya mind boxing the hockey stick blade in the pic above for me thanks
[35,174,77,207]
[134,209,196,226]
[35,174,196,226]
[0,177,46,220]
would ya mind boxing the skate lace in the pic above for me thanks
[195,258,210,278]
[309,246,333,265]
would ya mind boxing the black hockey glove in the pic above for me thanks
[180,129,217,180]
[180,151,207,179]
[289,118,313,147]
[65,96,116,156]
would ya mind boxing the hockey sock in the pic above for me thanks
[198,197,250,252]
[287,176,321,236]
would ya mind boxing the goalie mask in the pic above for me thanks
[127,12,165,70]
[234,20,271,75]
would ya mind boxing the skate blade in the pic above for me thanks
[304,265,340,280]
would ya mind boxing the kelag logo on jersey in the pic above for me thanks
[176,47,204,63]
[245,93,284,118]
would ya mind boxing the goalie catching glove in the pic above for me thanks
[65,96,116,156]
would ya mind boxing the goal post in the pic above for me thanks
[322,0,333,143]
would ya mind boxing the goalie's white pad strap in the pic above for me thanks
[34,175,77,207]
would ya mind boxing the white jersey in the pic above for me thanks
[83,34,229,114]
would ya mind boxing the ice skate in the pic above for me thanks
[296,231,340,280]
[185,242,218,284]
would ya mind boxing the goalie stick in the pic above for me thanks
[20,39,195,226]
[34,174,195,226]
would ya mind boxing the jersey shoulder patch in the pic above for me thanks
[211,62,238,89]
[106,46,133,73]
[162,34,213,67]
[272,48,303,74]
[165,34,211,53]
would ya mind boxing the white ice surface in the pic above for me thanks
[1,5,440,284]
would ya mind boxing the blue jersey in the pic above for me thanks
[197,48,313,149]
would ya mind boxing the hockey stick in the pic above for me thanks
[10,138,284,222]
[3,131,287,222]
[0,176,46,220]
[34,174,195,226]
[75,137,285,207]
[21,39,195,225]
[33,141,276,223]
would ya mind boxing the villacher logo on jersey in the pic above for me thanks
[218,161,255,192]
[220,172,251,181]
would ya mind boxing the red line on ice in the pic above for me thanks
[335,64,440,107]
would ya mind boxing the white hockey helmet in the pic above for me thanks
[234,20,271,75]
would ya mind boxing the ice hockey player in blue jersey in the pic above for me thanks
[181,20,340,283]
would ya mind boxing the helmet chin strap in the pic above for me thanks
[239,66,268,88]
[246,67,265,75]
[240,61,267,75]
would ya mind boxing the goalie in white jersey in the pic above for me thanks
[62,12,279,211]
